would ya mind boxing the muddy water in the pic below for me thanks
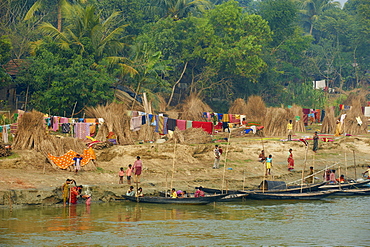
[1,197,369,246]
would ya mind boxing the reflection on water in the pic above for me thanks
[1,197,370,246]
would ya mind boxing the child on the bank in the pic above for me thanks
[126,164,133,185]
[118,167,124,184]
[266,155,272,175]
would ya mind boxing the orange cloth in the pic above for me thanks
[48,148,96,169]
[85,118,97,136]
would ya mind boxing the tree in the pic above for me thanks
[37,4,127,59]
[0,36,13,87]
[299,0,341,35]
[16,41,114,115]
[148,0,212,20]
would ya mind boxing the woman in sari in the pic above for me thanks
[287,149,294,171]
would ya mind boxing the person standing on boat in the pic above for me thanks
[287,149,294,171]
[133,156,143,183]
[265,155,272,175]
[213,145,221,169]
[313,132,319,152]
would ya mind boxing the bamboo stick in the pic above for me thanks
[221,131,232,193]
[300,145,308,193]
[170,140,177,189]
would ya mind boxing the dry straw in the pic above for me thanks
[321,107,336,134]
[342,97,368,135]
[245,96,266,122]
[229,98,248,114]
[12,110,85,156]
[287,105,305,133]
[178,93,212,121]
[168,127,212,144]
[85,102,134,145]
[262,107,289,136]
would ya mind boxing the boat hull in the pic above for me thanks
[247,191,334,200]
[122,194,227,204]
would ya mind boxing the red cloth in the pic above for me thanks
[192,121,213,134]
[176,120,187,130]
[214,122,222,130]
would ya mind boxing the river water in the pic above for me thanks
[1,196,369,246]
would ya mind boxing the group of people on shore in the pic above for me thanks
[118,156,142,184]
[258,148,295,175]
[61,179,91,206]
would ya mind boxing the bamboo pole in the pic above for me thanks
[242,169,246,190]
[338,166,341,190]
[221,131,232,193]
[300,145,308,193]
[165,170,168,198]
[353,150,357,180]
[170,140,177,189]
[345,152,348,178]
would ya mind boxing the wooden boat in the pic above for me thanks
[319,180,370,191]
[219,193,250,202]
[201,187,246,195]
[246,191,335,200]
[331,188,370,196]
[122,194,228,205]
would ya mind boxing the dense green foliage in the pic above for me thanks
[0,0,369,114]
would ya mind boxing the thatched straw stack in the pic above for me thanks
[85,103,134,145]
[13,110,48,150]
[168,127,212,144]
[262,107,289,136]
[229,98,248,114]
[178,93,213,121]
[342,98,368,135]
[137,123,160,141]
[287,105,305,132]
[245,96,266,122]
[321,107,336,134]
[12,110,85,155]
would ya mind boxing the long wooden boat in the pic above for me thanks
[319,180,370,191]
[122,194,228,205]
[246,191,335,200]
[331,188,370,196]
[201,187,246,195]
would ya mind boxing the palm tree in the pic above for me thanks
[37,5,126,58]
[24,0,87,31]
[300,0,341,35]
[149,0,212,20]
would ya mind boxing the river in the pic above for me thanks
[1,196,369,246]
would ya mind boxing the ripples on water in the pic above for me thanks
[1,197,369,246]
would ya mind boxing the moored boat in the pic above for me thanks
[122,194,228,204]
[319,180,370,191]
[246,190,335,200]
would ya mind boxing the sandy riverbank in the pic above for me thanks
[1,133,370,205]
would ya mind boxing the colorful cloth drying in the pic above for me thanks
[48,148,96,169]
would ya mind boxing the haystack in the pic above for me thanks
[321,107,336,134]
[178,93,213,121]
[167,127,212,144]
[228,98,248,114]
[342,97,368,135]
[286,105,305,133]
[262,107,289,136]
[245,96,266,122]
[12,110,85,155]
[85,103,134,145]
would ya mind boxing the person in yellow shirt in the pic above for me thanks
[287,120,293,141]
[171,188,178,198]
